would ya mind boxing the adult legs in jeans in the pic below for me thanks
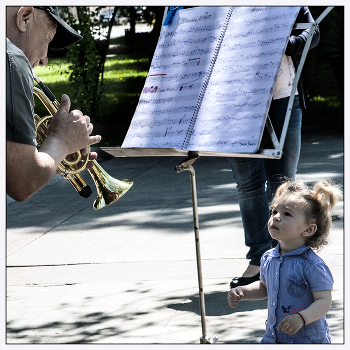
[228,96,302,277]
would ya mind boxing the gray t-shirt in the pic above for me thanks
[6,38,37,146]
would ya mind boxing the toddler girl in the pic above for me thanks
[227,179,342,343]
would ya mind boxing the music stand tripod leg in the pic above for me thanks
[175,156,218,344]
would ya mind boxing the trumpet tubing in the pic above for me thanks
[33,80,133,209]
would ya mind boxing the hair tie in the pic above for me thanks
[296,312,306,327]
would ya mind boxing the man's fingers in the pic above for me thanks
[88,135,102,146]
[80,148,88,157]
[89,152,98,160]
[87,123,93,134]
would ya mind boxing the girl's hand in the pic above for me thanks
[227,287,244,308]
[277,313,305,335]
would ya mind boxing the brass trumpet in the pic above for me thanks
[33,74,133,210]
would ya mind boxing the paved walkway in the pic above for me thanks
[6,131,344,344]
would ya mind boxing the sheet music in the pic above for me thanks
[185,6,300,153]
[122,7,230,149]
[122,6,300,154]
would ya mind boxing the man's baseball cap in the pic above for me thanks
[33,6,83,49]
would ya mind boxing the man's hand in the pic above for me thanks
[48,94,101,155]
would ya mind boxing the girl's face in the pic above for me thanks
[268,194,315,253]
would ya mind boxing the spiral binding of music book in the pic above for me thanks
[181,7,234,150]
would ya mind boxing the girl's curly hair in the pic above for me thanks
[270,179,342,250]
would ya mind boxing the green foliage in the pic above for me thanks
[61,7,103,122]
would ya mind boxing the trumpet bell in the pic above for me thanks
[88,160,133,210]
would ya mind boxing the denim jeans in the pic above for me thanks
[228,96,302,266]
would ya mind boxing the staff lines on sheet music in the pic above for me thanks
[158,35,286,53]
[212,65,279,76]
[249,7,269,12]
[138,93,197,105]
[130,111,264,129]
[142,84,195,94]
[220,48,282,61]
[194,113,265,123]
[136,105,196,115]
[205,87,271,98]
[221,37,286,51]
[208,72,274,85]
[200,97,266,110]
[211,61,279,74]
[130,116,191,128]
[191,128,259,137]
[153,47,213,60]
[129,129,186,139]
[187,139,259,149]
[158,23,290,52]
[132,141,181,148]
[150,59,206,71]
[225,22,290,39]
[160,23,224,39]
[230,11,301,28]
[138,97,174,105]
[179,12,214,25]
[146,70,206,84]
[158,34,219,49]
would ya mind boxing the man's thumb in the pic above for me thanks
[58,94,71,112]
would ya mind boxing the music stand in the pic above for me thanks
[102,7,333,343]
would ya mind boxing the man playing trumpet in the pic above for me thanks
[6,6,101,202]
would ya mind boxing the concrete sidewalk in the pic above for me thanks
[6,131,344,344]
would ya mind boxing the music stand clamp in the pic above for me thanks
[175,154,218,344]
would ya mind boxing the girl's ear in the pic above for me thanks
[303,224,317,237]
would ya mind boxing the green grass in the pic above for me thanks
[34,55,149,99]
[34,59,71,81]
[309,95,340,108]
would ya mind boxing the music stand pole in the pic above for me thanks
[175,155,217,344]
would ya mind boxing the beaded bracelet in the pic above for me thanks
[296,312,306,327]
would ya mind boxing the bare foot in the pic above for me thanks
[241,264,260,278]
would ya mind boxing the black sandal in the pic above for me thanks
[230,272,260,288]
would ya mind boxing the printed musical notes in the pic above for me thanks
[122,6,229,150]
[122,6,300,154]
